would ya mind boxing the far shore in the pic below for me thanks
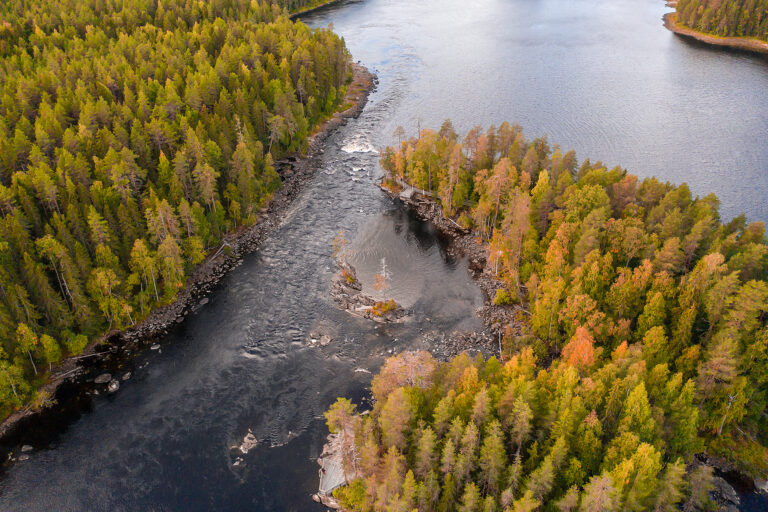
[664,12,768,56]
[289,0,345,19]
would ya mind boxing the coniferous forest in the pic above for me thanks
[0,0,349,417]
[2,0,768,509]
[675,0,768,40]
[323,122,768,511]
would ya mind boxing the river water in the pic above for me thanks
[2,0,767,510]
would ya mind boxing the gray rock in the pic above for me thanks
[150,344,160,350]
[122,372,131,381]
[108,380,120,393]
[94,373,112,384]
[713,476,740,506]
[18,454,29,461]
[21,445,33,453]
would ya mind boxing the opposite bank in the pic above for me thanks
[664,12,768,55]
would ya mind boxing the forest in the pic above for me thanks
[0,0,350,417]
[675,0,768,40]
[323,121,768,510]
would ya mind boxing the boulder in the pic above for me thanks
[712,476,740,507]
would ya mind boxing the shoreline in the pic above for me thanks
[289,0,345,19]
[663,12,768,56]
[0,63,376,451]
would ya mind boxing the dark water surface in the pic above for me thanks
[2,0,768,510]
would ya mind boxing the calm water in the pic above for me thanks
[2,0,768,510]
[317,0,768,222]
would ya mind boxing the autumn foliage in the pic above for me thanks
[357,121,768,507]
[562,327,596,371]
[328,349,705,511]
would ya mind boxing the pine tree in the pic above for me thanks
[379,387,415,452]
[478,420,507,495]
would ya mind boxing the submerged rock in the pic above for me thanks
[94,373,112,384]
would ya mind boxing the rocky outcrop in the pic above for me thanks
[330,263,408,323]
[711,476,740,511]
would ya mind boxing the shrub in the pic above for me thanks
[333,479,367,510]
[493,288,513,305]
[341,268,356,284]
[371,299,398,317]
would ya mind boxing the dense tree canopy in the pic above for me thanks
[329,121,768,509]
[329,349,704,511]
[0,0,350,417]
[676,0,768,40]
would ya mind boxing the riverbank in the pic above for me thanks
[0,63,376,450]
[664,12,768,55]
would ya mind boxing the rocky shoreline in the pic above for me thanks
[664,12,768,56]
[0,63,376,450]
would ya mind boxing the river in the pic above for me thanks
[2,0,768,510]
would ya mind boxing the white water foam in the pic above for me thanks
[341,134,378,154]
